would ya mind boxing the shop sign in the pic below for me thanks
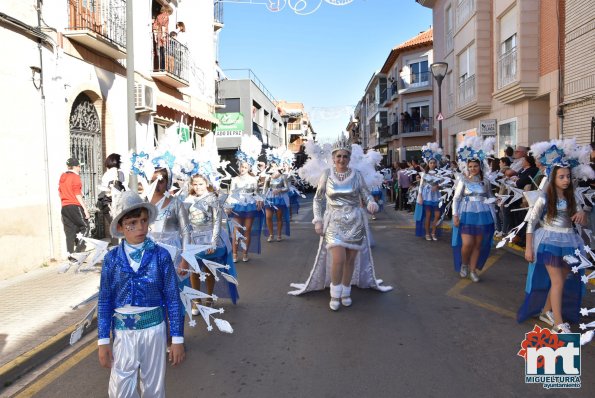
[215,112,244,137]
[479,119,497,136]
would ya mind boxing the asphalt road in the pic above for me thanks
[15,198,595,398]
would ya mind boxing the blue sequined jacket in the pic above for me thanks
[98,241,184,340]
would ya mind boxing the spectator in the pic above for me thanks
[403,111,412,133]
[509,145,528,174]
[153,5,172,71]
[511,155,538,247]
[411,109,420,132]
[98,153,125,244]
[395,162,411,211]
[505,146,514,162]
[59,158,90,258]
[421,116,429,131]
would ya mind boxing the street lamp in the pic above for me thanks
[282,114,289,148]
[430,62,448,149]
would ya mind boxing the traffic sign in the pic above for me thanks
[436,113,444,121]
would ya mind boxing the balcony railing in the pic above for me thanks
[287,123,303,132]
[391,122,399,136]
[66,0,126,57]
[445,28,453,53]
[458,74,476,106]
[400,118,433,134]
[399,72,431,90]
[214,0,224,27]
[152,36,189,87]
[497,47,518,89]
[456,0,475,29]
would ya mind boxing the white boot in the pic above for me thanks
[329,283,342,311]
[341,284,352,307]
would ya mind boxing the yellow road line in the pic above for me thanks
[14,340,97,398]
[446,253,517,320]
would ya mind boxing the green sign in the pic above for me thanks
[215,112,244,137]
[177,124,190,142]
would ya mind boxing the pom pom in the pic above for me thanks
[214,318,234,334]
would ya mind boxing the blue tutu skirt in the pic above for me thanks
[414,200,442,237]
[517,228,585,323]
[227,206,263,254]
[194,245,239,304]
[452,201,495,272]
[263,196,291,237]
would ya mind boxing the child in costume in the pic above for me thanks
[186,173,239,312]
[517,140,591,333]
[415,142,444,240]
[452,136,496,283]
[263,147,293,242]
[98,191,185,398]
[225,135,264,262]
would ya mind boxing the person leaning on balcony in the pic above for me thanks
[153,5,172,71]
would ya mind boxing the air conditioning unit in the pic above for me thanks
[135,84,156,114]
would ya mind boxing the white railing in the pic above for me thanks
[456,0,475,29]
[67,0,126,47]
[498,47,518,89]
[458,74,476,106]
[445,28,453,53]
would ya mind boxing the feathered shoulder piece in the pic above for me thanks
[298,140,332,187]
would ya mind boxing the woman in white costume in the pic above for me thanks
[289,138,392,310]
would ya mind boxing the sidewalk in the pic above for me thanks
[0,260,100,388]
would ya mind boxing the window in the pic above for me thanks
[498,119,517,156]
[409,60,429,85]
[445,6,453,52]
[406,102,430,132]
[501,34,516,54]
[458,44,476,105]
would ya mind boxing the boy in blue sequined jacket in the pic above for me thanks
[97,190,185,398]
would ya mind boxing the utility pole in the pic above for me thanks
[126,0,137,191]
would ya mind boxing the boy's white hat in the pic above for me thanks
[110,191,157,238]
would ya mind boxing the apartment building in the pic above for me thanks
[417,0,563,156]
[0,0,220,278]
[380,28,434,164]
[562,0,595,143]
[215,70,284,164]
[276,101,315,154]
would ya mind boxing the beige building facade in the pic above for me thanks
[561,0,595,143]
[417,0,563,157]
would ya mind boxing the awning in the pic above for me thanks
[156,90,218,125]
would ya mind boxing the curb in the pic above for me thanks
[0,317,97,390]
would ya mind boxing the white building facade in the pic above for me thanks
[0,0,220,278]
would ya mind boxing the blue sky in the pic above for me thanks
[218,0,432,142]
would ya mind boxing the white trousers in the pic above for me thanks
[109,322,167,398]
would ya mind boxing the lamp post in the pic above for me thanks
[282,114,289,148]
[430,62,448,149]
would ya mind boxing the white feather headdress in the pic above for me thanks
[421,142,443,163]
[456,136,495,174]
[235,134,262,172]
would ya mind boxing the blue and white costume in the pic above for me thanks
[226,174,263,253]
[98,239,184,398]
[186,192,239,303]
[263,174,291,237]
[517,194,585,323]
[414,170,442,237]
[451,175,496,272]
[287,174,301,215]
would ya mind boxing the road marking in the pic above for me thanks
[446,253,517,319]
[14,340,97,398]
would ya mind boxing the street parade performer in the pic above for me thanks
[452,136,497,283]
[225,134,264,262]
[516,139,591,333]
[98,190,185,397]
[184,145,239,313]
[263,146,294,242]
[415,142,444,241]
[289,137,392,310]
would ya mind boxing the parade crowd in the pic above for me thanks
[57,132,595,397]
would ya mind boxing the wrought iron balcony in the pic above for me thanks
[390,122,399,137]
[458,74,476,106]
[497,47,518,89]
[65,0,127,59]
[400,118,433,135]
[151,36,189,88]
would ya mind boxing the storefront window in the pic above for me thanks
[498,119,517,156]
